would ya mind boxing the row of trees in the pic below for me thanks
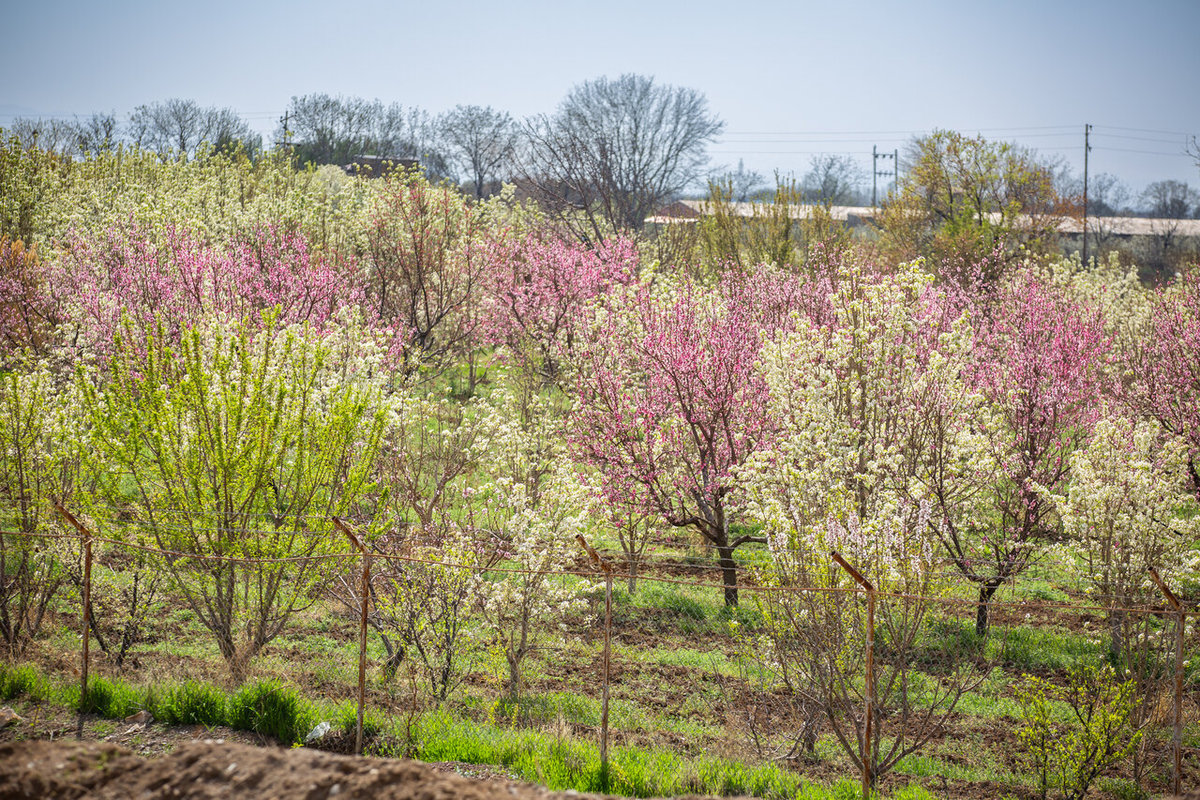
[9,97,1197,272]
[2,145,1197,790]
[5,75,725,229]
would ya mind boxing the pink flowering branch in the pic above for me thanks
[51,223,360,361]
[932,270,1109,636]
[480,233,638,382]
[571,266,805,605]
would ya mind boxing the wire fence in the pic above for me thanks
[1,511,1197,798]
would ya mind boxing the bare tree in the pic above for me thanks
[522,73,724,241]
[1142,179,1198,219]
[6,117,80,156]
[72,112,120,155]
[716,158,767,203]
[281,94,447,175]
[802,154,866,205]
[437,105,519,199]
[1139,180,1200,273]
[1087,172,1131,216]
[129,99,260,158]
[1079,172,1132,253]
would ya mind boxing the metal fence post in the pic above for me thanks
[333,517,370,756]
[1148,567,1184,796]
[54,503,92,740]
[577,534,614,790]
[832,549,876,800]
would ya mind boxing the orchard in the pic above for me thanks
[1,139,1197,799]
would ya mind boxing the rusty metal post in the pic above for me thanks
[577,534,614,789]
[54,503,92,740]
[333,517,370,756]
[1148,567,1184,796]
[832,549,876,800]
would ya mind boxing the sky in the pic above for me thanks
[3,0,1198,199]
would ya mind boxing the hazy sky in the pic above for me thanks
[4,0,1198,196]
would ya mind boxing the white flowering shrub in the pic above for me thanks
[473,382,593,697]
[1046,411,1199,780]
[738,260,983,785]
[1052,412,1200,613]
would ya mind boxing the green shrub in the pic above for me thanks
[1015,663,1141,800]
[228,680,316,744]
[72,675,141,717]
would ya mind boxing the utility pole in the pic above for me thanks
[872,146,898,207]
[1082,123,1092,268]
[276,110,292,150]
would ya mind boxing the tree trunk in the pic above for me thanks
[975,582,1000,639]
[717,544,739,607]
[507,654,521,699]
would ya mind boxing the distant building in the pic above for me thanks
[645,199,877,227]
[647,199,1200,259]
[342,155,420,178]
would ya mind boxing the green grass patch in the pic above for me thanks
[988,624,1102,671]
[0,663,54,703]
[68,674,142,718]
[227,679,318,745]
[148,679,228,727]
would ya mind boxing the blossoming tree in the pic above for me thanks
[739,260,982,786]
[930,272,1108,637]
[571,267,805,605]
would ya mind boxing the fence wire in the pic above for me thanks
[1,518,1196,798]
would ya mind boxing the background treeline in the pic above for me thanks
[2,74,1199,799]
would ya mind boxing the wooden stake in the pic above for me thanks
[53,503,92,740]
[832,549,876,800]
[577,534,614,789]
[333,517,370,756]
[1148,567,1184,796]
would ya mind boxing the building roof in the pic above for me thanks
[646,199,1200,238]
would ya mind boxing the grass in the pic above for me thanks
[1,549,1191,800]
[227,679,319,745]
[68,674,143,718]
[0,663,54,703]
[149,679,228,727]
[0,661,943,799]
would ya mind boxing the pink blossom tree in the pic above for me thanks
[52,224,359,360]
[570,266,806,605]
[928,272,1109,636]
[480,233,638,382]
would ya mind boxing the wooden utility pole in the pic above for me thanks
[1082,123,1092,268]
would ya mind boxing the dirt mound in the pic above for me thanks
[0,738,600,800]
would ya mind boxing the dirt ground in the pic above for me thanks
[0,704,733,800]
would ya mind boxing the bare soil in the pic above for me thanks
[0,704,734,800]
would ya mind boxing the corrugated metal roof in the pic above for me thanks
[646,199,1200,237]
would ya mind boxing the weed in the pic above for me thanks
[151,680,227,727]
[0,663,53,702]
[70,675,141,718]
[227,680,317,745]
